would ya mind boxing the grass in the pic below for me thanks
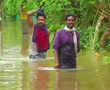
[47,49,54,57]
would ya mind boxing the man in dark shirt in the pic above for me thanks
[53,13,80,69]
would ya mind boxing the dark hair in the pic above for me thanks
[65,13,75,20]
[36,9,46,18]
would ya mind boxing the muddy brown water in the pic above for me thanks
[0,20,110,90]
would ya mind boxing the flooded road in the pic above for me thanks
[0,20,110,90]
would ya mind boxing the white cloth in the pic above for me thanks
[29,42,38,55]
[64,26,77,54]
[0,17,1,21]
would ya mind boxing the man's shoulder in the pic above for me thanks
[75,30,79,34]
[33,24,37,30]
[33,24,37,27]
[56,29,65,33]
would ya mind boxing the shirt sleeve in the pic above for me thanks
[32,24,37,42]
[77,31,80,53]
[53,31,61,51]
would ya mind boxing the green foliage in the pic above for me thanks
[3,21,22,47]
[78,26,95,49]
[104,37,110,50]
[2,0,110,50]
[3,0,22,16]
[94,24,108,51]
[103,56,110,63]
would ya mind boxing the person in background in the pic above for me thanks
[21,3,30,56]
[53,13,80,69]
[27,9,49,59]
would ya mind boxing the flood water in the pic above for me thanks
[0,20,110,90]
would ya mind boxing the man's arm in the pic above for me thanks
[27,9,37,35]
[54,51,59,68]
[77,32,80,53]
[27,9,37,16]
[53,31,61,68]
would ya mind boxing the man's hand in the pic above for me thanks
[54,51,59,68]
[54,64,59,68]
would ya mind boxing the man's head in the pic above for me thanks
[65,13,75,29]
[36,9,46,27]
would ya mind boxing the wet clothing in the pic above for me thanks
[58,43,77,68]
[53,29,80,68]
[29,24,49,59]
[32,24,49,52]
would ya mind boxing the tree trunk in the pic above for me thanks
[99,17,110,48]
[92,15,104,49]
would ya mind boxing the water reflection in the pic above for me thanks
[37,70,50,90]
[21,34,29,56]
[55,70,80,90]
[2,20,22,49]
[29,61,50,90]
[21,19,30,57]
[1,20,110,90]
[0,60,24,90]
[0,20,3,56]
[22,61,32,90]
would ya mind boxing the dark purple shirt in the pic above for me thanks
[53,29,80,52]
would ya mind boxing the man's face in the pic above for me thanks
[37,16,45,27]
[66,16,75,29]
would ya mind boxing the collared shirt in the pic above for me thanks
[53,29,80,52]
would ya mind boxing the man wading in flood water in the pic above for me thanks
[27,9,49,59]
[53,13,80,69]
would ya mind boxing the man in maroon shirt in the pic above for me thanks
[28,9,49,59]
[53,13,80,69]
